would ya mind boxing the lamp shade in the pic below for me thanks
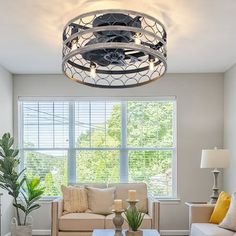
[201,148,230,169]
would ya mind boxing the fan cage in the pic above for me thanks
[62,9,167,88]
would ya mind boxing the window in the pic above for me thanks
[19,99,176,198]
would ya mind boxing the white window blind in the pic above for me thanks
[23,101,69,148]
[20,99,176,197]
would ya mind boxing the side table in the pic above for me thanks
[185,201,214,230]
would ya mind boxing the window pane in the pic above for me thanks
[23,101,69,148]
[75,102,121,148]
[23,102,39,148]
[76,150,120,183]
[128,150,173,197]
[21,99,176,198]
[24,150,68,196]
[127,101,175,148]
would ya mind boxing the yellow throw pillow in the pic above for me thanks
[61,185,88,214]
[209,191,231,224]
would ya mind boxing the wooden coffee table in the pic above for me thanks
[93,229,160,236]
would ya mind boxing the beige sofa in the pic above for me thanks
[51,183,160,236]
[189,204,236,236]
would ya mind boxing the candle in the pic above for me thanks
[128,190,136,201]
[114,199,123,211]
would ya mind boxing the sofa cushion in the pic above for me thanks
[84,183,107,188]
[191,223,235,236]
[87,187,115,215]
[209,191,231,224]
[59,213,105,231]
[61,185,88,214]
[72,183,107,188]
[109,183,148,213]
[105,213,152,229]
[220,192,236,231]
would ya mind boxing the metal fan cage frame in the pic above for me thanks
[62,9,167,88]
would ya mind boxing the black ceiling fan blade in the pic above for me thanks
[124,51,146,59]
[142,41,164,50]
[69,23,91,31]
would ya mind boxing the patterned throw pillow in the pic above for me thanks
[61,185,88,213]
[219,192,236,231]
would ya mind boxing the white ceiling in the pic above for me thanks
[0,0,236,74]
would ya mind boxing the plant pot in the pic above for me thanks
[11,217,33,236]
[125,230,143,236]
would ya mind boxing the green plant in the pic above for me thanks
[0,133,44,225]
[0,133,23,225]
[20,178,44,225]
[124,209,145,231]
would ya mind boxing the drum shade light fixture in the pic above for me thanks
[62,9,167,88]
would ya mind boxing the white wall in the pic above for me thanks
[224,63,236,193]
[0,65,13,236]
[13,73,224,232]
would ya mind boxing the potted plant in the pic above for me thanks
[0,133,44,236]
[124,209,145,236]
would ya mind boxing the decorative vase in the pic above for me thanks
[11,216,33,236]
[125,230,143,236]
[126,200,139,212]
[112,210,124,236]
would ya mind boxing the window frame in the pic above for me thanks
[18,97,177,199]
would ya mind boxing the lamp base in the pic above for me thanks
[209,191,219,204]
[209,169,220,204]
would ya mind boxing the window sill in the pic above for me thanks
[27,196,182,204]
[17,196,59,203]
[39,196,60,203]
[157,198,181,205]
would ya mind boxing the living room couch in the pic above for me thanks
[51,183,160,236]
[189,204,236,236]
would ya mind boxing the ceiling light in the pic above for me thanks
[90,62,97,78]
[149,56,155,71]
[134,32,142,45]
[62,9,167,88]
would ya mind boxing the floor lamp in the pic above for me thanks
[201,147,229,204]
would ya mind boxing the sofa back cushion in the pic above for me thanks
[220,192,236,231]
[61,185,88,213]
[87,187,115,215]
[71,183,107,188]
[109,183,148,213]
[209,191,231,224]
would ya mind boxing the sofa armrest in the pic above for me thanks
[148,196,160,232]
[51,197,63,236]
[189,204,215,225]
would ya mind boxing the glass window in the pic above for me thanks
[24,150,67,196]
[76,150,120,183]
[20,99,176,197]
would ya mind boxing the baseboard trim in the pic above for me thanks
[33,229,51,235]
[160,230,189,235]
[4,229,51,236]
[5,229,189,236]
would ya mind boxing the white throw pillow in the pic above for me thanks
[110,183,148,213]
[219,192,236,231]
[61,185,88,213]
[87,187,115,215]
